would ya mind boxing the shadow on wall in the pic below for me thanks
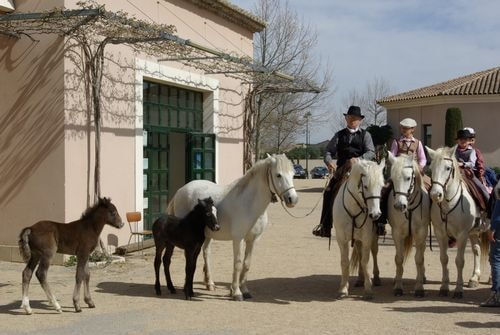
[0,37,65,206]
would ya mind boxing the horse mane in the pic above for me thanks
[229,154,293,196]
[430,146,463,183]
[81,197,111,220]
[391,154,424,189]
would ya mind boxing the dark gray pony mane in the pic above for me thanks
[81,197,112,220]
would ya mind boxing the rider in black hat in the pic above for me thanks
[313,105,375,237]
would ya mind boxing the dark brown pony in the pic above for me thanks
[18,197,123,314]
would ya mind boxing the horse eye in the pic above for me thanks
[363,185,368,190]
[406,177,410,181]
[446,166,451,171]
[277,174,282,178]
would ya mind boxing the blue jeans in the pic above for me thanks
[490,234,500,293]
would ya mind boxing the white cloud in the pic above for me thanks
[231,0,500,142]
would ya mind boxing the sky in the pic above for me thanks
[230,0,500,143]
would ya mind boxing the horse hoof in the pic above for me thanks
[74,308,82,313]
[373,277,382,287]
[155,290,162,296]
[414,290,425,298]
[362,294,373,301]
[232,294,244,301]
[243,292,252,300]
[24,307,33,315]
[87,303,95,308]
[423,276,427,284]
[207,284,216,291]
[438,289,449,297]
[169,288,177,294]
[393,288,403,296]
[337,292,348,300]
[354,280,364,287]
[468,280,479,288]
[452,291,463,299]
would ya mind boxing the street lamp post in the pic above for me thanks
[304,112,311,179]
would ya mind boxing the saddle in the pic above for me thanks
[460,170,489,211]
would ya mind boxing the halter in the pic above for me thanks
[393,165,423,239]
[431,156,464,241]
[267,165,295,204]
[343,173,381,247]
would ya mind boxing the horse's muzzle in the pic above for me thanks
[284,192,299,208]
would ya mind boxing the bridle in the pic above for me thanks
[343,173,382,247]
[267,165,295,204]
[430,156,464,240]
[393,165,423,239]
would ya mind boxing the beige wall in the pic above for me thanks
[386,99,500,167]
[0,0,65,260]
[0,0,257,259]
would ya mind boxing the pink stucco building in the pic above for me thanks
[0,0,264,261]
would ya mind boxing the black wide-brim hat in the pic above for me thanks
[343,105,364,119]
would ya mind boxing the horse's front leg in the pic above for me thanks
[239,238,256,299]
[414,229,427,298]
[434,227,450,296]
[82,261,95,308]
[73,257,86,312]
[392,230,405,296]
[231,239,244,301]
[453,236,468,298]
[361,241,373,300]
[467,234,481,288]
[202,238,215,291]
[337,240,350,299]
[371,233,381,286]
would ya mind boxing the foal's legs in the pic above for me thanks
[82,261,95,308]
[202,238,215,291]
[163,243,176,294]
[36,254,62,313]
[184,245,202,300]
[154,240,166,295]
[73,256,88,312]
[21,255,40,315]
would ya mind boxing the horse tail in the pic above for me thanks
[166,196,175,215]
[480,231,490,267]
[403,234,414,264]
[349,241,361,274]
[18,228,32,262]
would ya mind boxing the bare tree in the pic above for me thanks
[244,0,331,167]
[330,77,392,132]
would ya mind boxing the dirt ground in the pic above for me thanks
[1,179,499,335]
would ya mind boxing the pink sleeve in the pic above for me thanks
[390,139,398,156]
[416,141,427,169]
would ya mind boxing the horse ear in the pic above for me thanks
[449,145,458,157]
[266,153,271,158]
[387,151,396,165]
[425,146,436,160]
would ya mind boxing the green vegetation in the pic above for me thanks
[445,107,463,147]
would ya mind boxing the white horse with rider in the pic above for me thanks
[427,146,489,298]
[387,152,430,297]
[333,159,385,300]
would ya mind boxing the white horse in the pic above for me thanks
[427,146,489,298]
[387,152,430,297]
[333,159,385,300]
[167,154,298,301]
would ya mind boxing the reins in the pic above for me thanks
[342,175,381,247]
[267,165,328,219]
[431,157,465,243]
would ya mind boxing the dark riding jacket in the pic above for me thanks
[324,128,375,168]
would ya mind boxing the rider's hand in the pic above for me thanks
[327,162,336,174]
[349,157,359,165]
[488,230,496,242]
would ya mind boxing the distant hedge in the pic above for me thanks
[445,107,463,147]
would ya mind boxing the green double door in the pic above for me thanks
[142,130,215,231]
